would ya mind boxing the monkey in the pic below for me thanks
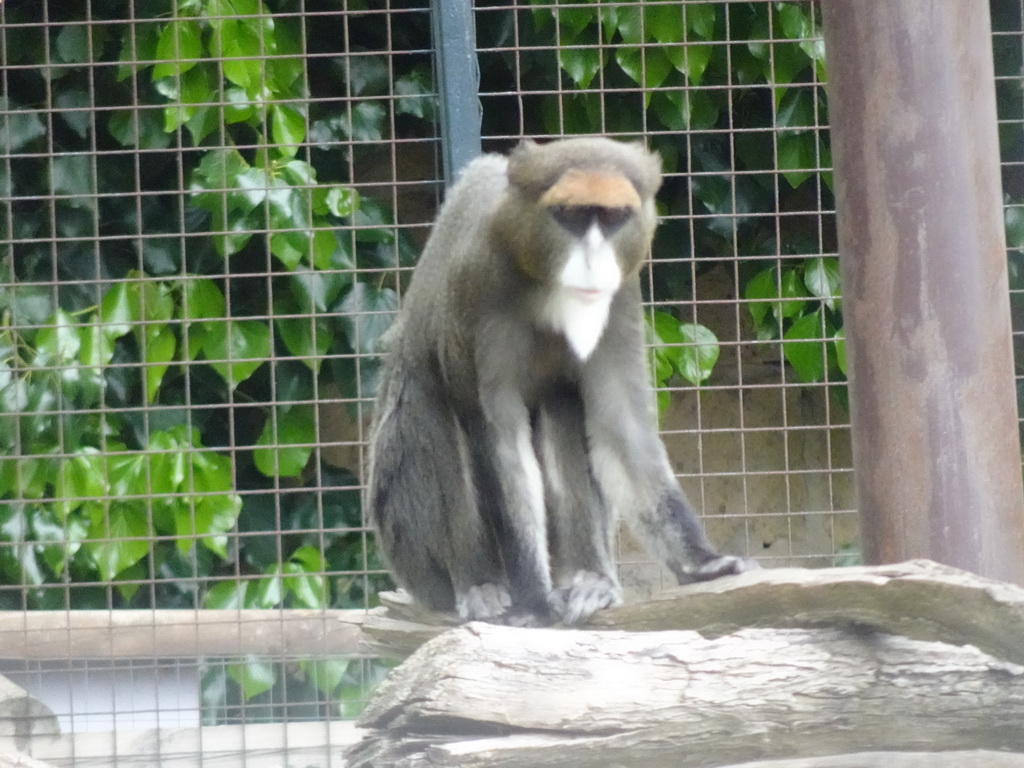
[366,136,755,626]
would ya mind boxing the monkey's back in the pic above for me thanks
[392,154,514,399]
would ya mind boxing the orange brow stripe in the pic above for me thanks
[539,170,642,210]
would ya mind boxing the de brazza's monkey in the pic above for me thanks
[367,137,754,626]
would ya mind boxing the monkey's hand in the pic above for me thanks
[456,583,513,623]
[548,570,623,626]
[674,554,760,585]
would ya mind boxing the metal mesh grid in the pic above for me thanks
[0,0,1020,763]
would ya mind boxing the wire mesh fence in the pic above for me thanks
[0,0,1022,763]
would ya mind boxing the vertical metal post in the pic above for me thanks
[430,0,481,186]
[821,2,1024,584]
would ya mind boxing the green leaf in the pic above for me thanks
[100,282,134,338]
[776,88,815,129]
[201,319,271,389]
[744,266,777,327]
[834,328,847,376]
[290,269,345,314]
[1006,203,1024,250]
[34,311,81,365]
[0,99,45,153]
[142,324,177,403]
[50,155,97,212]
[560,46,602,89]
[554,5,595,39]
[216,19,266,92]
[227,657,276,700]
[190,448,242,558]
[614,6,642,44]
[325,186,359,219]
[346,54,389,97]
[270,104,305,157]
[282,545,327,608]
[56,25,90,64]
[180,278,226,324]
[682,44,713,85]
[55,89,91,140]
[777,131,817,188]
[86,504,151,583]
[777,4,813,41]
[108,451,146,498]
[152,20,203,80]
[616,46,673,94]
[676,323,720,385]
[645,4,683,44]
[803,257,841,310]
[777,268,811,319]
[300,659,350,696]
[253,570,284,608]
[54,449,108,519]
[203,579,249,609]
[79,322,116,372]
[783,311,828,382]
[274,303,335,374]
[686,4,717,39]
[347,102,386,142]
[394,70,436,120]
[280,159,316,187]
[108,108,171,150]
[125,275,175,325]
[336,282,399,355]
[253,404,316,478]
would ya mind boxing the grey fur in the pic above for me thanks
[367,137,755,625]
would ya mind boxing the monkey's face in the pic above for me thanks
[538,168,649,302]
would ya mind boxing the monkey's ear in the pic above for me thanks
[511,139,539,158]
[628,142,663,197]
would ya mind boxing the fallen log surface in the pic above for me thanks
[350,560,1024,767]
[715,752,1024,768]
[347,622,1024,768]
[361,559,1024,665]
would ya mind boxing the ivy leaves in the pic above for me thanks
[648,311,721,415]
[745,256,844,384]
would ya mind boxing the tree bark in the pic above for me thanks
[362,559,1024,663]
[349,560,1024,767]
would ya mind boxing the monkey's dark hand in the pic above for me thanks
[548,570,623,626]
[456,583,513,622]
[674,554,760,585]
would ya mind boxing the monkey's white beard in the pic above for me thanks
[542,289,614,360]
[543,224,621,360]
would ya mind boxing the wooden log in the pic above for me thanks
[0,610,368,661]
[0,754,58,768]
[346,622,1024,768]
[362,560,1024,664]
[717,752,1024,768]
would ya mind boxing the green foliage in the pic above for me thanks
[647,311,720,414]
[0,0,422,623]
[744,256,844,386]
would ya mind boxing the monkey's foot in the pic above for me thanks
[548,571,623,626]
[456,583,513,623]
[678,554,760,584]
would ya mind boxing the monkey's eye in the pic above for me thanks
[549,205,634,238]
[596,206,632,235]
[549,205,594,237]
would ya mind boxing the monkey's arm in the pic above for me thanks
[582,284,753,582]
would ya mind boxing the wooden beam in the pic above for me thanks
[0,610,368,660]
